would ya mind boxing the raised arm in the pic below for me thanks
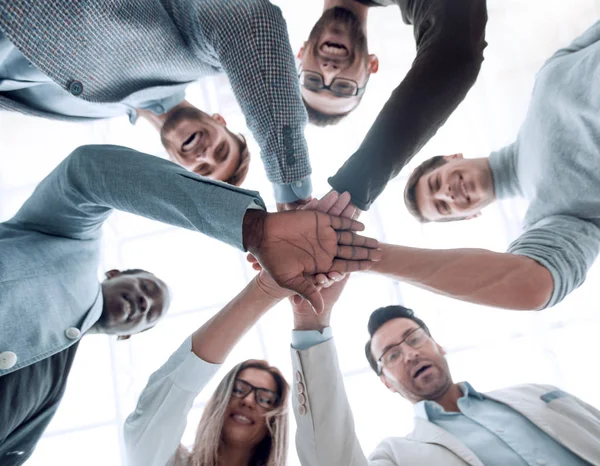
[371,243,553,310]
[329,0,487,210]
[7,145,264,247]
[183,0,311,202]
[124,272,291,466]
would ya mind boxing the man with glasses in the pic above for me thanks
[290,298,600,465]
[298,0,487,213]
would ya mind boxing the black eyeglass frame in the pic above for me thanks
[231,378,280,409]
[376,326,429,375]
[298,68,368,98]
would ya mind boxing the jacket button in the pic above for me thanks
[298,404,307,416]
[65,327,81,340]
[296,382,305,394]
[68,80,84,96]
[286,154,296,165]
[295,371,302,382]
[298,393,306,405]
[153,104,164,114]
[0,351,17,370]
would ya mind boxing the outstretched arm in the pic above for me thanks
[185,0,311,202]
[371,243,553,310]
[329,0,488,210]
[124,272,291,466]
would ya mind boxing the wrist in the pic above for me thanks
[293,310,331,332]
[242,209,268,251]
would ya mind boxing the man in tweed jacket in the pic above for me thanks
[0,0,312,207]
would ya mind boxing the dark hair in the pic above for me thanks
[403,156,448,222]
[365,305,431,375]
[302,97,355,127]
[119,268,152,276]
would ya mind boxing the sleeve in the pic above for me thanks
[188,0,312,196]
[508,215,600,308]
[291,338,396,465]
[544,19,600,63]
[291,327,333,350]
[7,145,266,249]
[329,0,488,210]
[124,336,221,466]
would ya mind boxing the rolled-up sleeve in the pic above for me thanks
[508,216,600,308]
[124,336,221,466]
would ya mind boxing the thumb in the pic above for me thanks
[288,277,324,314]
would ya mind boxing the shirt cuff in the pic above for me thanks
[291,326,333,350]
[272,176,312,203]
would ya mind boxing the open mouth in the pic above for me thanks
[181,131,204,152]
[413,364,432,379]
[231,413,254,425]
[320,41,349,57]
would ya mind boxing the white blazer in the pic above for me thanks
[291,339,600,466]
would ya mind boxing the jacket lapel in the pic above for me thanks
[408,418,485,466]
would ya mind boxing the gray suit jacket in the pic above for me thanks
[0,146,265,377]
[292,339,600,465]
[0,0,310,185]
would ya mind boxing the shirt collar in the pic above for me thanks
[413,382,484,420]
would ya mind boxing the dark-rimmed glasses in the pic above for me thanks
[232,379,279,409]
[298,69,367,98]
[376,327,429,375]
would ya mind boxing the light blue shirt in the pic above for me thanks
[414,382,590,466]
[0,30,184,123]
[292,332,590,466]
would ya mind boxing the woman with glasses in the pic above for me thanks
[124,269,291,466]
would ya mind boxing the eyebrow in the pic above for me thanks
[379,327,419,358]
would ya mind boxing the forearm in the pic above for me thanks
[11,145,265,247]
[372,243,553,310]
[191,0,311,186]
[192,277,282,364]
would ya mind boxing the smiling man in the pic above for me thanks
[291,301,600,465]
[0,0,312,206]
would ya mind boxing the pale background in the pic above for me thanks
[1,0,600,464]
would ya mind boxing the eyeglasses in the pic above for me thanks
[231,379,279,409]
[298,70,367,98]
[376,327,429,375]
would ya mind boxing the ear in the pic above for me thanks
[117,335,131,341]
[211,113,227,126]
[368,54,379,74]
[443,153,463,161]
[465,211,482,220]
[297,45,305,60]
[379,373,397,393]
[105,269,121,280]
[437,343,446,356]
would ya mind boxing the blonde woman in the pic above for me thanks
[124,268,292,466]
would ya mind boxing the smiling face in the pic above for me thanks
[160,107,245,182]
[371,318,453,404]
[98,270,170,336]
[221,368,279,449]
[298,7,378,116]
[414,154,495,221]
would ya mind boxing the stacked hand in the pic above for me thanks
[246,191,374,313]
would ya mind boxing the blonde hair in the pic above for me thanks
[173,360,289,466]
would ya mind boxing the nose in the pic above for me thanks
[137,294,150,313]
[402,346,420,364]
[435,185,455,202]
[240,391,257,408]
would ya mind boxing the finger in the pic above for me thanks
[330,258,378,273]
[327,271,345,281]
[329,215,365,232]
[326,191,352,217]
[314,190,339,213]
[246,253,258,264]
[336,245,383,261]
[336,231,379,249]
[288,277,324,314]
[315,273,329,285]
[301,198,319,211]
[292,294,304,306]
[340,201,357,219]
[252,263,262,271]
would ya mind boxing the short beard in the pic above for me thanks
[307,7,368,59]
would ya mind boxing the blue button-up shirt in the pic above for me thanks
[0,30,184,124]
[414,382,590,466]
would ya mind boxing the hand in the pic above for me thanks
[242,209,380,313]
[254,269,295,301]
[292,275,350,331]
[276,197,313,212]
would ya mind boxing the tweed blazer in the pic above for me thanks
[0,0,310,185]
[291,338,600,466]
[0,145,265,377]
